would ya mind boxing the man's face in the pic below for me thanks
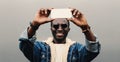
[51,18,70,42]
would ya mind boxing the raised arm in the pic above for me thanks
[28,8,54,38]
[69,8,100,52]
[69,8,100,61]
[19,8,53,61]
[69,8,96,41]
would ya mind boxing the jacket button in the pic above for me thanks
[41,55,45,58]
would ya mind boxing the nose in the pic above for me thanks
[57,25,63,31]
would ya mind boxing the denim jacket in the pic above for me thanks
[19,29,100,62]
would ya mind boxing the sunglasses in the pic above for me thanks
[53,24,68,29]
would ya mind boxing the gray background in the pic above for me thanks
[0,0,120,62]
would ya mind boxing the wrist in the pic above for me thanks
[30,21,40,30]
[81,25,90,33]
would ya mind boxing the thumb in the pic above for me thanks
[46,18,55,22]
[67,17,74,22]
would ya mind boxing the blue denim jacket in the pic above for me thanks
[19,38,100,62]
[19,29,100,62]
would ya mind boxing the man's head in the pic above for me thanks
[51,18,70,43]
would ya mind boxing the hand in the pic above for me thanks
[68,8,89,30]
[32,8,54,26]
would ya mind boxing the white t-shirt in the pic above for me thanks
[54,44,66,62]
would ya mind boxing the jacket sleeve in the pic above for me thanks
[18,28,36,61]
[77,35,101,62]
[77,44,100,62]
[85,34,101,53]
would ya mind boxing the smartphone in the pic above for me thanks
[50,8,72,18]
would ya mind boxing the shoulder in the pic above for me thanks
[71,42,85,51]
[34,41,47,48]
[72,42,84,47]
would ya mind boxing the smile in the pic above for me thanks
[56,33,64,37]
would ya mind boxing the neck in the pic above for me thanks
[53,39,66,44]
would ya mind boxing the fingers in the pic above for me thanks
[39,8,53,17]
[71,8,82,19]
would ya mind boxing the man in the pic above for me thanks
[19,8,100,62]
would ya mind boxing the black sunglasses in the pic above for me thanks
[53,24,68,29]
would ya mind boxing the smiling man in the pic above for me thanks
[19,8,100,62]
[51,18,70,43]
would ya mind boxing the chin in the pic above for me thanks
[56,37,66,41]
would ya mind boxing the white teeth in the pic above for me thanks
[57,33,63,36]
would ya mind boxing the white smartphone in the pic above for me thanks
[50,8,72,18]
